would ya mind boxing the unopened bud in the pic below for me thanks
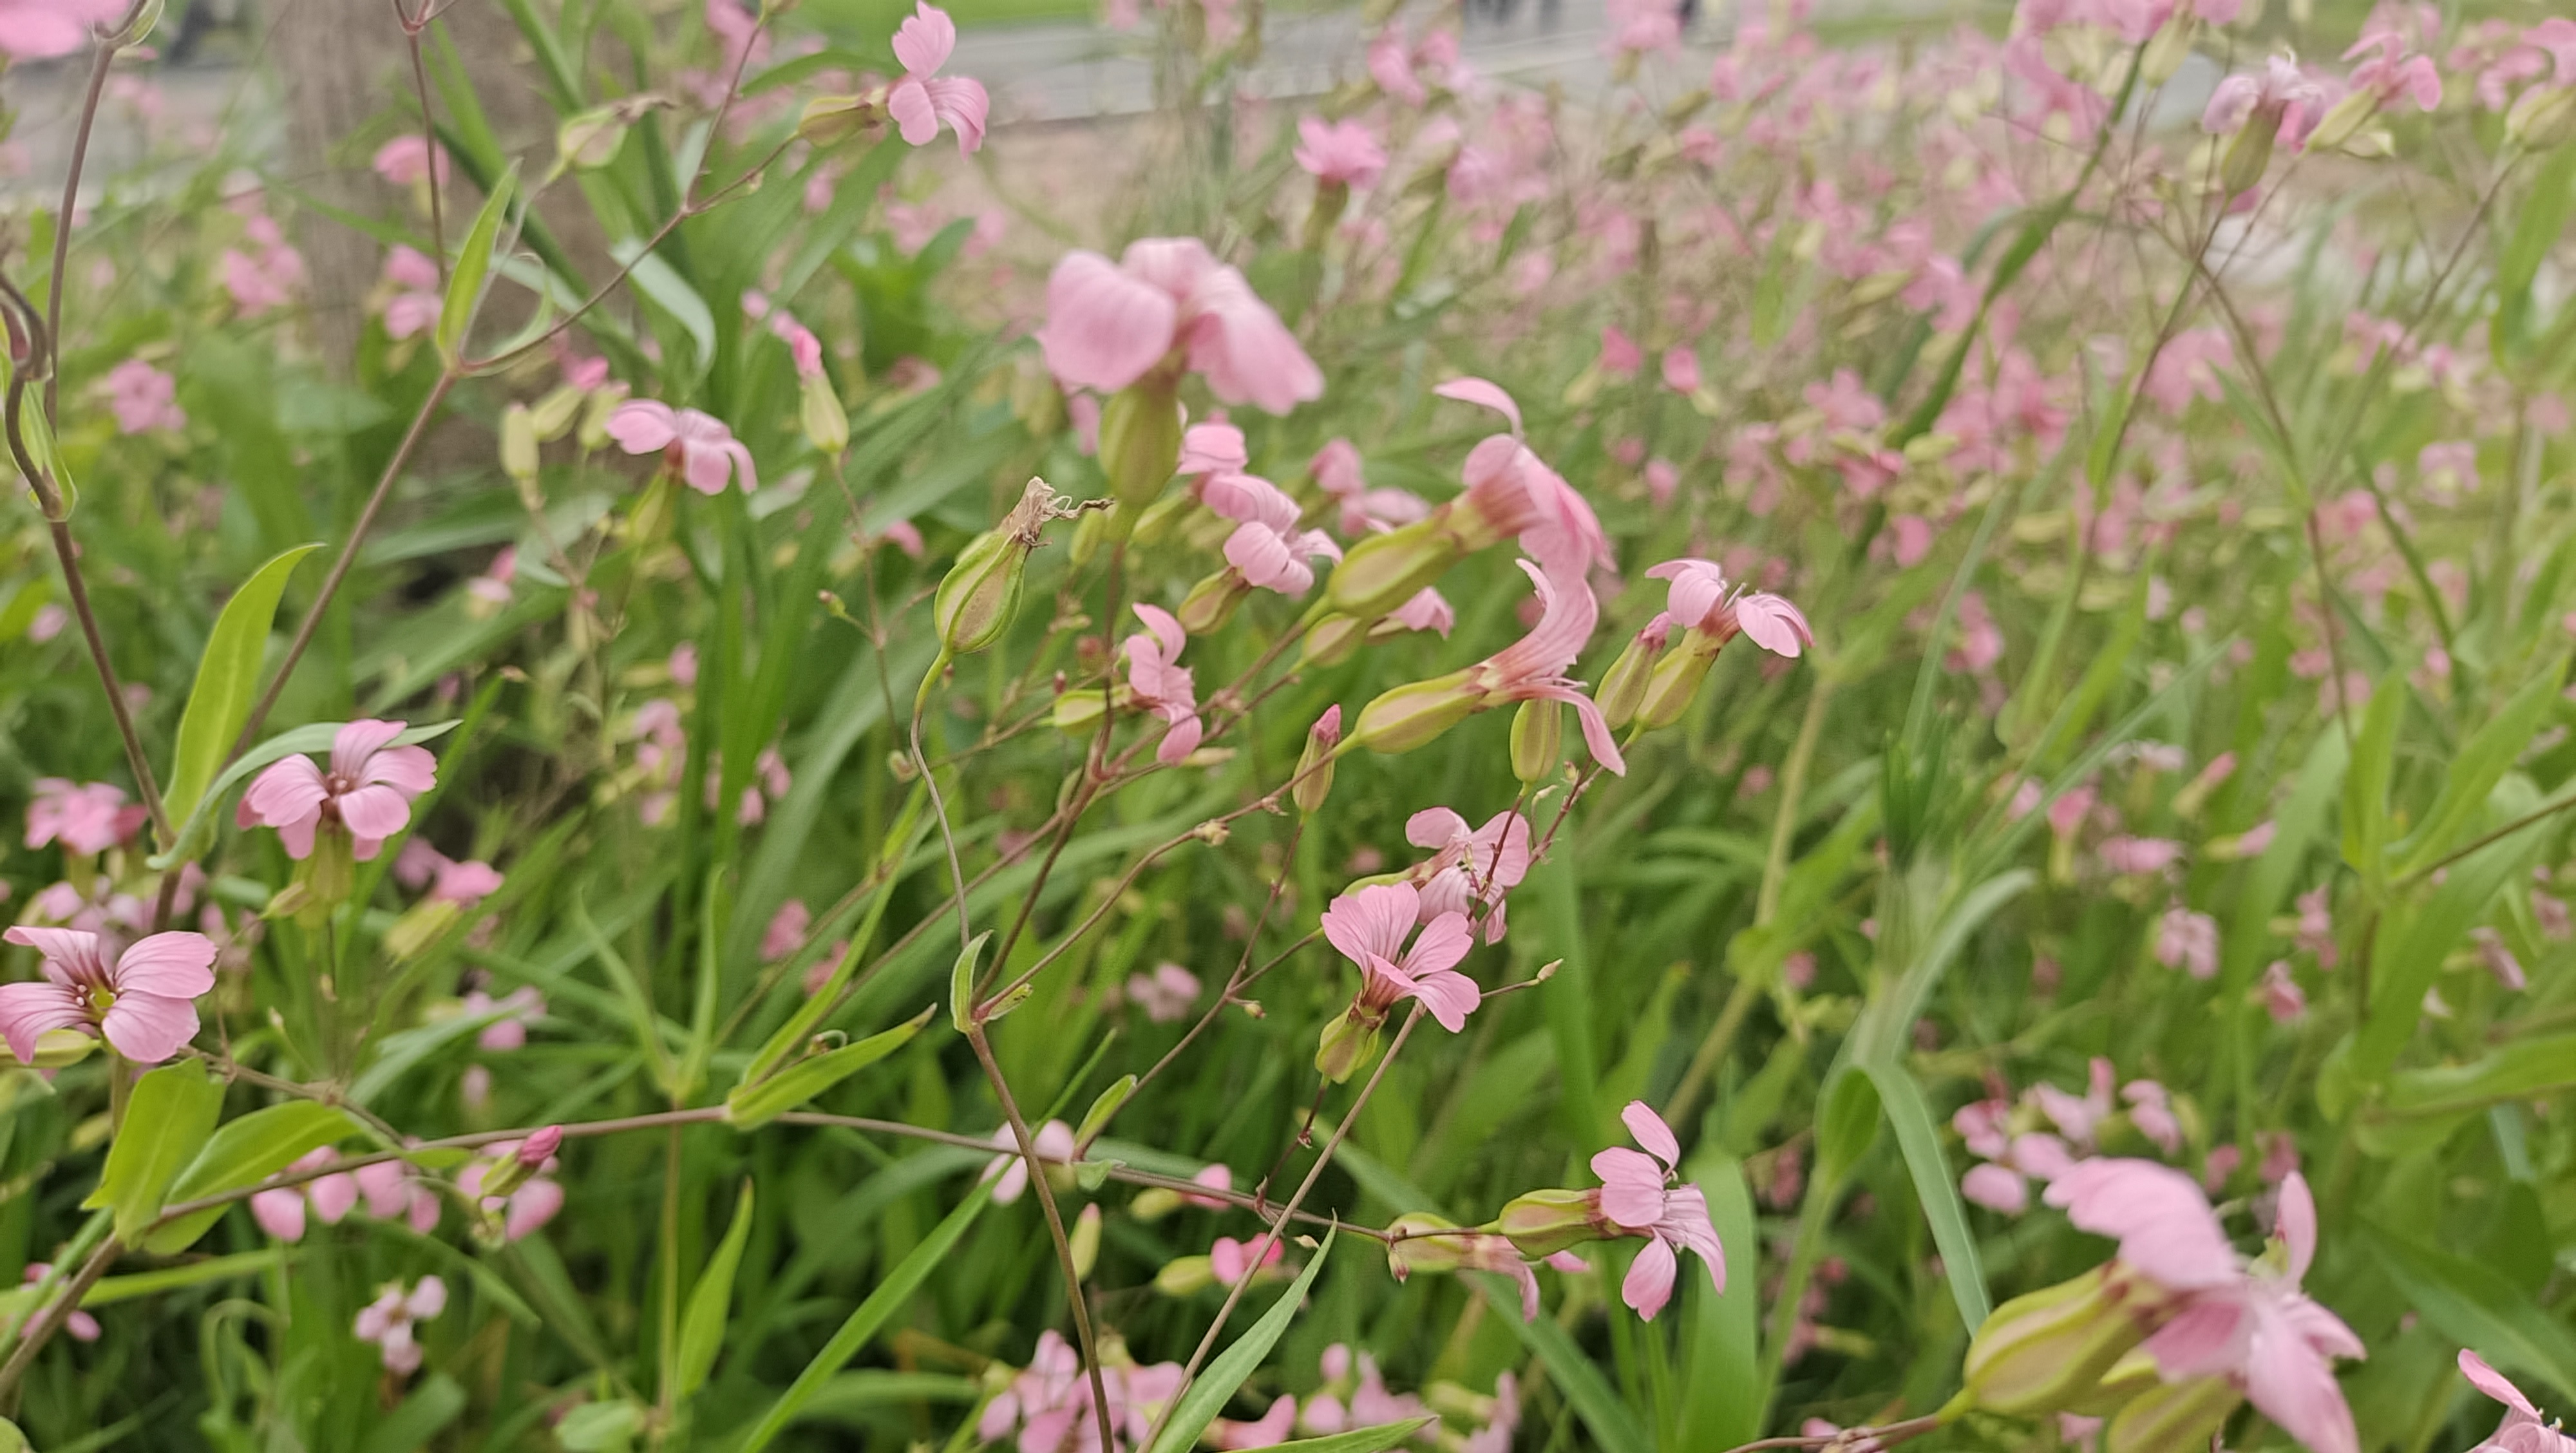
[2139,14,2193,84]
[1099,385,1184,510]
[2105,1376,2242,1453]
[1635,636,1720,730]
[800,372,849,454]
[2304,89,2379,154]
[529,383,585,441]
[1293,706,1341,813]
[1050,689,1109,734]
[1130,1186,1186,1221]
[520,1125,565,1164]
[1327,518,1461,621]
[1384,1212,1472,1276]
[1154,1255,1217,1296]
[501,403,540,482]
[557,107,632,171]
[1596,620,1670,730]
[1493,1188,1604,1258]
[1178,568,1250,635]
[798,93,882,147]
[578,386,623,451]
[29,1027,97,1068]
[2508,84,2576,149]
[935,479,1065,656]
[2217,118,2276,198]
[1960,1266,2157,1415]
[1070,1202,1103,1282]
[1314,1010,1384,1083]
[1510,700,1562,784]
[383,900,462,962]
[1302,613,1367,667]
[1132,489,1195,548]
[1349,670,1481,757]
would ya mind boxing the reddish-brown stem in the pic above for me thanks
[398,0,448,286]
[0,1230,119,1404]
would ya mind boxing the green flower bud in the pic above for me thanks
[1131,488,1196,548]
[1349,670,1481,756]
[1051,690,1109,734]
[1129,1186,1186,1221]
[1510,699,1562,784]
[1069,506,1114,567]
[1596,624,1669,730]
[1178,567,1250,635]
[798,93,882,147]
[1099,385,1184,511]
[2304,89,2380,154]
[1302,613,1367,666]
[2509,83,2576,149]
[1327,518,1463,620]
[2106,1376,2242,1453]
[1385,1212,1472,1276]
[1302,180,1350,250]
[1292,706,1341,815]
[1315,1009,1385,1083]
[2218,118,2276,197]
[1155,1255,1217,1296]
[529,383,585,441]
[29,1027,97,1068]
[1960,1266,2159,1416]
[800,372,849,455]
[384,900,462,963]
[2139,14,2194,85]
[1070,1202,1103,1282]
[1635,636,1720,730]
[1493,1188,1604,1258]
[556,106,632,171]
[501,403,540,483]
[578,386,623,451]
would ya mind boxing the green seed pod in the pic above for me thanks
[1510,699,1562,784]
[1493,1188,1604,1258]
[2105,1376,2242,1453]
[934,478,1072,656]
[500,403,540,483]
[1327,517,1461,621]
[1099,385,1184,511]
[1349,670,1481,757]
[1960,1266,2157,1416]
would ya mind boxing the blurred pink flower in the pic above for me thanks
[103,358,186,435]
[354,1277,446,1375]
[26,779,142,855]
[1179,420,1249,478]
[888,3,989,153]
[1311,439,1426,538]
[2345,27,2442,109]
[1436,377,1613,580]
[1125,603,1204,765]
[1406,807,1530,943]
[606,401,758,495]
[1322,880,1480,1032]
[980,1119,1075,1202]
[1662,347,1702,393]
[1,926,216,1065]
[1037,238,1322,413]
[459,1141,564,1240]
[372,136,450,188]
[2155,907,2221,980]
[1293,117,1387,187]
[2203,55,2328,149]
[2101,835,2184,874]
[2260,961,2307,1022]
[1206,472,1340,595]
[1590,1101,1724,1320]
[242,719,438,861]
[1597,326,1643,377]
[0,0,125,58]
[19,1264,98,1341]
[1211,1235,1285,1285]
[1126,962,1200,1022]
[2145,328,2235,414]
[762,900,811,962]
[463,985,544,1051]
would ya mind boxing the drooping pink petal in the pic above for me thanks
[606,400,681,454]
[925,75,989,153]
[0,980,88,1063]
[308,1170,361,1224]
[2459,1351,2540,1418]
[99,990,200,1063]
[2277,1171,2318,1282]
[2240,1301,2361,1453]
[1434,377,1523,435]
[1037,252,1179,396]
[1622,1235,1679,1320]
[1403,969,1481,1032]
[887,77,941,147]
[336,784,417,844]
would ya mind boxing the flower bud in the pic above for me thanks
[383,899,462,962]
[520,1125,565,1164]
[1099,385,1184,511]
[1510,700,1562,784]
[1155,1254,1217,1296]
[1596,620,1670,730]
[1178,568,1251,635]
[2139,14,2193,85]
[1385,1212,1472,1276]
[1494,1188,1605,1258]
[2303,89,2379,154]
[2105,1377,2241,1453]
[285,830,358,924]
[1130,1186,1186,1221]
[1960,1266,2158,1416]
[798,93,883,147]
[1293,706,1341,814]
[800,372,849,455]
[1302,613,1367,667]
[1070,1202,1103,1282]
[556,106,632,171]
[578,386,623,451]
[1327,518,1461,621]
[1069,506,1113,567]
[1051,689,1109,734]
[1634,637,1719,730]
[2217,119,2275,198]
[1302,181,1350,250]
[935,478,1068,656]
[501,404,540,483]
[1349,670,1480,756]
[1314,1010,1384,1083]
[529,383,585,441]
[30,1027,97,1068]
[2508,83,2576,150]
[1132,489,1195,548]
[627,475,677,547]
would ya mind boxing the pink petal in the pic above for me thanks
[2141,1296,2251,1380]
[1591,1148,1668,1229]
[1404,968,1481,1032]
[1156,712,1204,766]
[331,719,408,777]
[506,1179,565,1240]
[308,1171,360,1224]
[0,980,88,1064]
[605,400,679,455]
[336,784,415,844]
[1734,594,1815,658]
[2459,1351,2539,1418]
[1621,1101,1681,1170]
[1405,808,1470,851]
[113,933,218,999]
[251,1188,307,1240]
[5,926,109,980]
[1132,603,1187,660]
[925,76,989,154]
[1037,252,1178,396]
[2241,1302,2361,1453]
[1622,1236,1678,1320]
[2276,1171,2317,1282]
[1323,882,1417,968]
[100,990,200,1063]
[1182,271,1323,413]
[1401,911,1475,978]
[243,755,328,831]
[1962,1163,2029,1214]
[887,77,939,147]
[361,743,439,795]
[1566,693,1627,777]
[891,1,957,75]
[1434,377,1524,435]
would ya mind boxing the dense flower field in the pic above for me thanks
[0,0,2571,1448]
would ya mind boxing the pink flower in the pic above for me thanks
[2044,1157,2243,1291]
[2101,835,2184,874]
[1182,1163,1233,1209]
[1180,421,1249,478]
[1645,559,1815,658]
[980,1119,1075,1203]
[762,900,811,962]
[0,927,216,1064]
[218,242,304,317]
[1212,1395,1298,1450]
[1589,1101,1725,1320]
[1211,1235,1285,1285]
[373,245,440,339]
[354,1277,446,1375]
[2260,961,2307,1022]
[0,0,125,60]
[1604,0,1681,56]
[242,719,439,861]
[466,546,516,609]
[1037,238,1323,413]
[1406,807,1530,943]
[2145,328,2235,414]
[103,358,186,435]
[2345,28,2442,109]
[606,401,758,495]
[1321,881,1481,1032]
[888,3,989,154]
[1126,962,1200,1022]
[462,986,544,1051]
[1125,604,1204,766]
[1311,439,1427,537]
[372,136,450,188]
[355,1157,444,1231]
[1662,347,1702,394]
[1458,562,1624,775]
[2155,907,2221,980]
[1437,377,1613,580]
[429,858,504,907]
[19,1264,98,1342]
[1206,473,1341,595]
[2123,1080,2184,1154]
[26,779,142,856]
[1962,1162,2030,1214]
[2203,55,2328,148]
[2460,1351,2576,1453]
[457,1141,565,1240]
[1293,117,1387,187]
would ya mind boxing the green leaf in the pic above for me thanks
[2493,146,2576,364]
[609,238,717,371]
[357,1372,468,1453]
[1261,1420,1439,1453]
[2395,662,2566,878]
[676,1180,755,1400]
[1075,1074,1137,1146]
[86,1060,225,1244]
[146,1101,359,1253]
[1813,1068,1882,1188]
[736,1182,995,1453]
[80,1248,284,1307]
[724,1005,934,1130]
[149,719,460,870]
[439,162,521,361]
[1144,1228,1338,1453]
[2369,1221,2576,1402]
[2219,728,2350,992]
[2339,670,2407,883]
[1675,1151,1759,1448]
[949,931,992,1033]
[2380,1034,2576,1121]
[1479,1272,1654,1453]
[1861,1060,1991,1330]
[2349,784,2544,1088]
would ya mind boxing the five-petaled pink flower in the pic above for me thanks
[1590,1101,1725,1320]
[242,719,439,862]
[1293,117,1388,187]
[1205,472,1341,595]
[1461,562,1625,775]
[606,401,759,495]
[1125,604,1205,765]
[0,926,218,1065]
[1646,559,1815,657]
[354,1277,446,1374]
[26,779,143,857]
[888,3,990,155]
[2459,1349,2576,1453]
[1320,880,1481,1032]
[1037,238,1323,413]
[2045,1161,2363,1453]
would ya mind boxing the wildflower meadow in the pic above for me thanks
[0,0,2571,1448]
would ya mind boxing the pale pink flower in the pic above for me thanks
[354,1277,446,1375]
[1368,26,1427,106]
[1126,962,1200,1022]
[2101,835,2184,875]
[2459,1351,2576,1453]
[1321,881,1480,1032]
[606,401,758,495]
[1590,1101,1725,1320]
[762,900,811,962]
[1182,1164,1234,1209]
[2123,1080,2183,1154]
[1597,327,1643,377]
[1179,420,1249,478]
[2036,1058,2119,1143]
[1311,438,1428,538]
[26,779,142,856]
[1293,117,1387,187]
[1037,239,1323,413]
[462,986,544,1050]
[1645,559,1815,658]
[1458,562,1624,775]
[1406,807,1530,943]
[1,927,216,1065]
[430,858,504,908]
[218,243,303,316]
[2472,927,2528,991]
[355,1157,444,1232]
[1212,1395,1298,1450]
[1211,1235,1285,1285]
[372,136,450,189]
[466,546,516,609]
[2260,961,2307,1022]
[2155,907,2221,980]
[0,0,126,59]
[980,1119,1075,1203]
[2203,55,2328,149]
[1125,604,1204,765]
[1205,472,1340,595]
[457,1141,564,1240]
[103,358,186,435]
[1604,0,1681,56]
[242,719,438,861]
[2344,28,2442,109]
[1437,377,1614,580]
[2145,328,2235,414]
[887,3,989,153]
[1962,1161,2030,1214]
[1662,347,1702,394]
[19,1264,99,1342]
